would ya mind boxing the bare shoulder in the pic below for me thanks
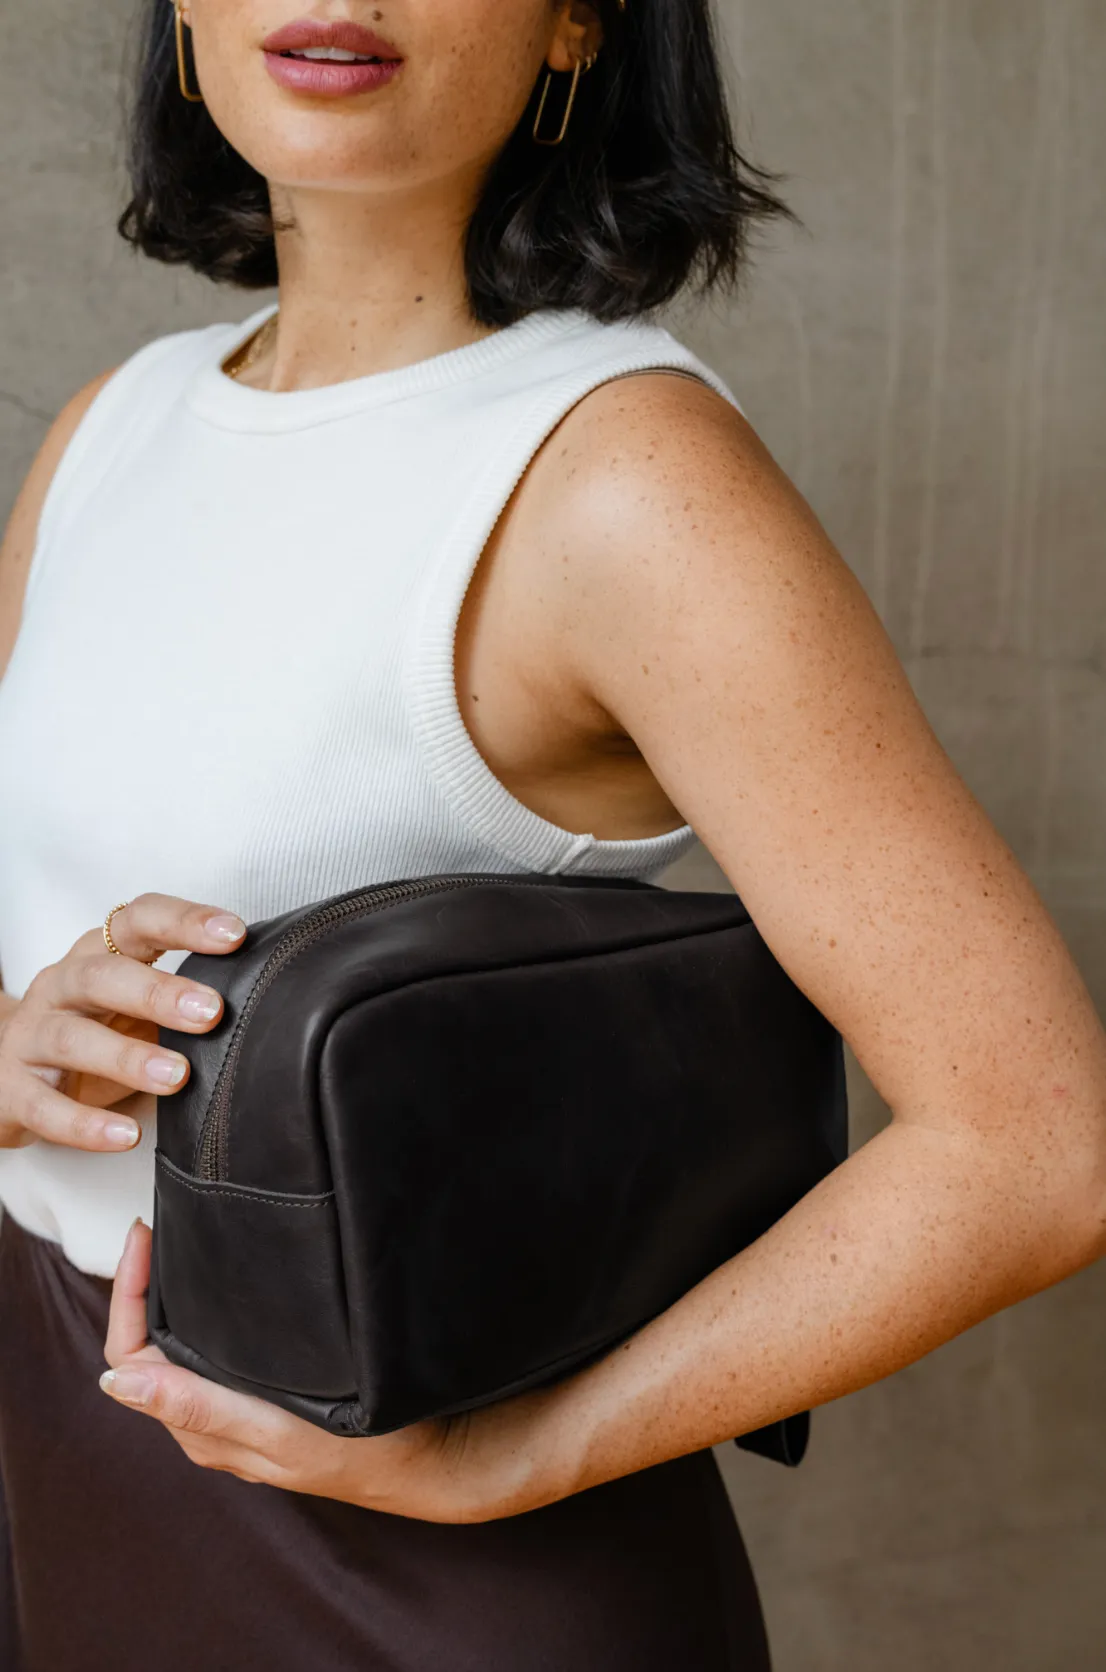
[536,366,835,606]
[0,368,118,679]
[556,362,762,473]
[524,363,872,735]
[527,367,1106,1174]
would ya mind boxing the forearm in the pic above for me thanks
[538,1119,1106,1505]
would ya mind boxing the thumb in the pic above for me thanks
[99,1357,218,1435]
[99,1354,282,1446]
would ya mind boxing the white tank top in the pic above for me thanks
[0,302,742,1276]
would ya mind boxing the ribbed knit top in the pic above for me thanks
[0,302,742,1275]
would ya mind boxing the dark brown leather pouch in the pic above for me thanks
[151,872,847,1468]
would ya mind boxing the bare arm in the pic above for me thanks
[0,370,118,1023]
[514,373,1106,1500]
[88,374,1106,1527]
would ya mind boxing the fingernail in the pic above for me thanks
[146,1055,187,1088]
[100,1368,156,1407]
[103,1117,141,1149]
[204,914,246,942]
[177,989,220,1022]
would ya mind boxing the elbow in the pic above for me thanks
[1000,1103,1106,1285]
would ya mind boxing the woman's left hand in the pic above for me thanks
[101,1219,571,1524]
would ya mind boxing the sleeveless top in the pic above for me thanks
[0,302,743,1277]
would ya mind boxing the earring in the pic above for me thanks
[533,53,596,147]
[174,0,204,103]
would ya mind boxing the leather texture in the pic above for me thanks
[152,873,849,1466]
[152,1153,354,1399]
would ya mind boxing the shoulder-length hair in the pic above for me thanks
[118,0,800,325]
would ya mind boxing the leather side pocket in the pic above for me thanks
[152,1152,356,1401]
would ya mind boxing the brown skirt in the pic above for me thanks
[0,1214,771,1671]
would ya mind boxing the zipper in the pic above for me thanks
[195,873,561,1181]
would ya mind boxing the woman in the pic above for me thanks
[0,0,1103,1666]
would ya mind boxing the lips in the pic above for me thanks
[261,17,402,59]
[261,16,404,97]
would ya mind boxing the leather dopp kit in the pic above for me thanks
[151,873,848,1468]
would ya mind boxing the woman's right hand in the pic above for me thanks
[0,893,247,1153]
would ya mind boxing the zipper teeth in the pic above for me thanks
[196,873,556,1180]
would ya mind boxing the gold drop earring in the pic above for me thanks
[533,1,626,148]
[532,51,598,147]
[174,0,205,103]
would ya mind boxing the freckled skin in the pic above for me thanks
[453,369,1106,1498]
[181,0,598,223]
[2,0,1104,1524]
[175,1,603,400]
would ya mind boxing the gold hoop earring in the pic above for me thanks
[533,57,592,147]
[174,0,204,103]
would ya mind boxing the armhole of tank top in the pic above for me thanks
[24,331,216,612]
[403,344,744,880]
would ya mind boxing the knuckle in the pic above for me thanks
[174,1391,211,1435]
[46,1013,81,1063]
[73,953,107,1002]
[82,953,123,1004]
[89,949,123,983]
[66,1105,100,1149]
[118,1039,153,1084]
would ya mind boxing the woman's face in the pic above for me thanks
[179,2,601,200]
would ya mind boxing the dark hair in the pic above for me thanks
[118,0,800,325]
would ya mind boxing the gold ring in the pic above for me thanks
[103,901,160,967]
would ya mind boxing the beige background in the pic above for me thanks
[2,1,1103,1665]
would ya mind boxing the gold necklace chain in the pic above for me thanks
[225,311,280,382]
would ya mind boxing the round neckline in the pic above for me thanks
[185,303,595,434]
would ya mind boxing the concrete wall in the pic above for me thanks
[671,5,1106,1666]
[2,1,1103,1665]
